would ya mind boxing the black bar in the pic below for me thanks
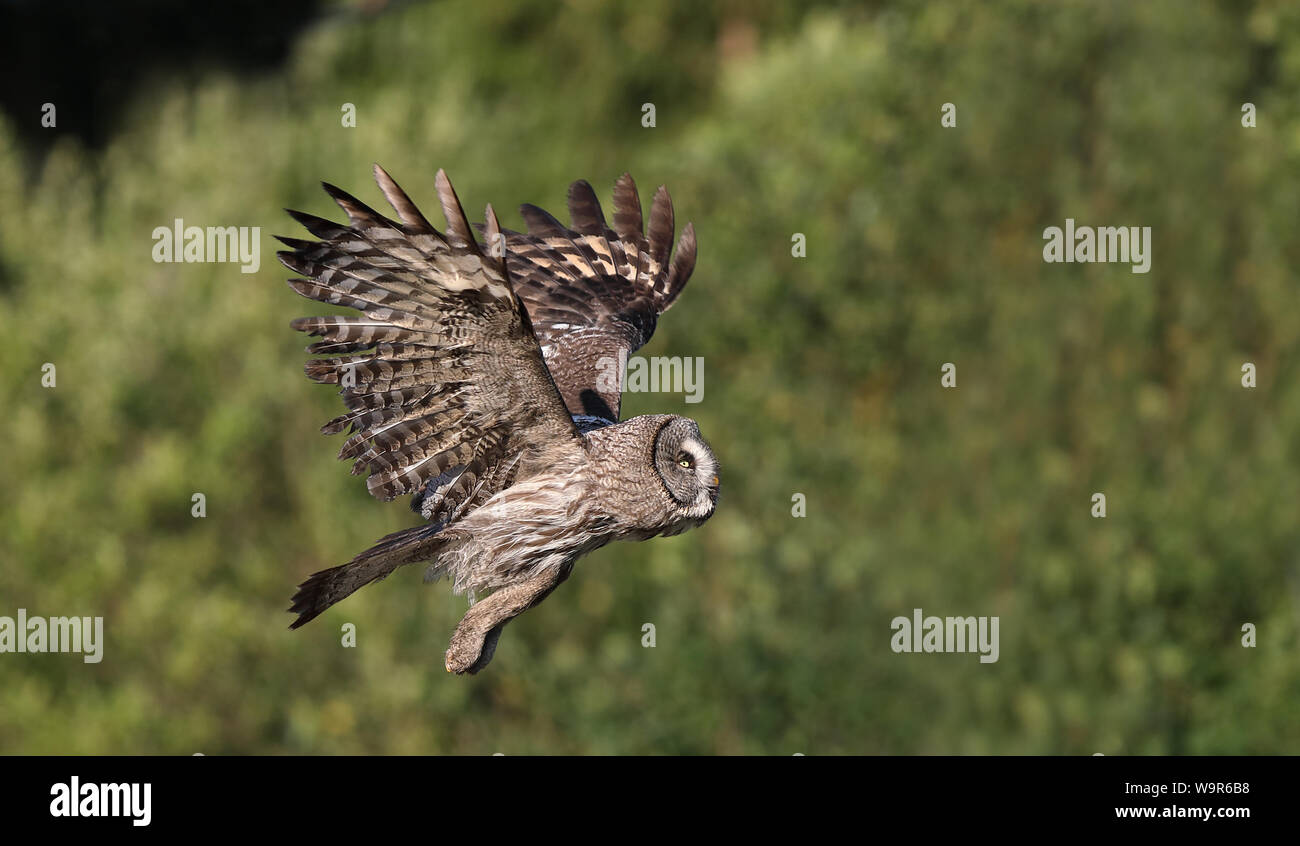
[3,756,1283,832]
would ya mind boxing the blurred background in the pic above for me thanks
[1,0,1298,754]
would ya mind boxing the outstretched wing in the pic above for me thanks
[489,174,698,424]
[278,165,578,526]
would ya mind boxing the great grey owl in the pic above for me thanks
[279,165,719,674]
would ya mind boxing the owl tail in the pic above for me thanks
[287,524,444,629]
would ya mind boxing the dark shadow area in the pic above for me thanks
[0,0,329,153]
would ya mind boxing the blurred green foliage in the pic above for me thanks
[2,0,1299,754]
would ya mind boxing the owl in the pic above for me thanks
[279,165,719,674]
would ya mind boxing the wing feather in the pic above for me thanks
[487,173,699,422]
[280,166,577,516]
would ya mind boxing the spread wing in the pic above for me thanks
[488,174,698,423]
[278,165,578,526]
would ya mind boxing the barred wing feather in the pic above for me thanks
[278,166,578,526]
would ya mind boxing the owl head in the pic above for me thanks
[652,415,720,532]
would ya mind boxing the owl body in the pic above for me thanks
[280,166,718,673]
[427,414,718,600]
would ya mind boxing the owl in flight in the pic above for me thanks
[278,165,719,674]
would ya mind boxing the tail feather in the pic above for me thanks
[288,524,443,629]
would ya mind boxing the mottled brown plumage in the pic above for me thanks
[281,166,717,673]
[494,173,697,422]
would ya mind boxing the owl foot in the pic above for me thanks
[442,566,571,675]
[445,624,504,675]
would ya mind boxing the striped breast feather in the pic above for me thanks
[278,165,577,511]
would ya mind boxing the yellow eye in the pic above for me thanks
[678,458,692,468]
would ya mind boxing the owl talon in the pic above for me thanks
[445,629,485,675]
